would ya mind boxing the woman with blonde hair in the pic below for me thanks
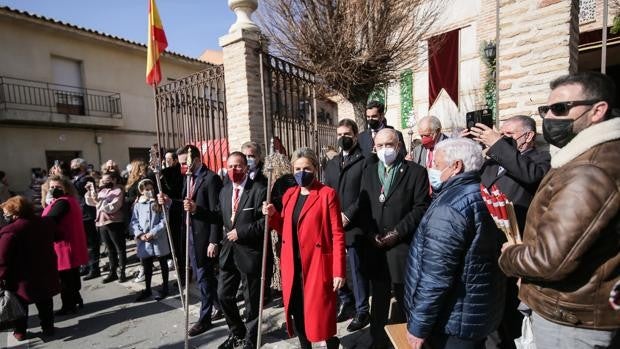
[263,147,345,349]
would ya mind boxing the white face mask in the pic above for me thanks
[377,147,397,166]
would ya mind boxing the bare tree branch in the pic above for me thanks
[258,0,445,125]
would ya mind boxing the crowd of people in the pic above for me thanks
[0,71,618,349]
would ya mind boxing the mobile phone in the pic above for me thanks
[466,109,494,130]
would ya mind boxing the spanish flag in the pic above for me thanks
[146,0,168,86]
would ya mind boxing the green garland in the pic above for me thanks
[400,69,414,129]
[612,15,620,34]
[481,41,497,122]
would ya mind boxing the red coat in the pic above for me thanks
[42,196,89,270]
[0,218,60,303]
[270,181,346,342]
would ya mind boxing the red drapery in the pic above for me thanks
[428,29,460,107]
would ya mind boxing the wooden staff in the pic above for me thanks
[148,146,185,309]
[184,150,194,349]
[256,139,274,349]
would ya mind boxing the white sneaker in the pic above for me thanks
[134,268,145,283]
[167,259,174,270]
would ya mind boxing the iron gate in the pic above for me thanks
[155,65,228,171]
[261,53,337,158]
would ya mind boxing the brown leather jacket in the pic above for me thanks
[499,117,620,330]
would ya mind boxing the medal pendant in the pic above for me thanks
[379,193,385,203]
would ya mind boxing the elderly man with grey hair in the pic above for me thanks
[241,141,267,186]
[358,128,430,348]
[404,138,505,349]
[410,116,449,168]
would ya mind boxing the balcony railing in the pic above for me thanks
[0,76,122,119]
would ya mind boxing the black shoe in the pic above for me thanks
[102,262,110,272]
[83,269,101,281]
[211,308,224,321]
[102,273,118,284]
[119,271,129,283]
[135,290,152,302]
[347,312,370,332]
[336,302,354,322]
[188,322,212,337]
[79,266,89,276]
[217,333,243,349]
[77,295,84,309]
[326,336,340,349]
[41,326,55,337]
[154,290,168,301]
[55,307,77,316]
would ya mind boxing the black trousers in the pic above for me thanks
[217,266,261,345]
[289,273,312,349]
[428,333,487,349]
[168,203,185,278]
[369,279,405,346]
[99,222,126,274]
[142,255,169,291]
[14,297,54,333]
[59,267,82,310]
[498,278,522,349]
[84,219,100,271]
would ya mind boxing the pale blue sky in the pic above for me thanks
[0,0,236,58]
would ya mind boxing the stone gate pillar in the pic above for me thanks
[220,0,266,153]
[498,0,580,119]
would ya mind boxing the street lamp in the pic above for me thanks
[484,41,496,61]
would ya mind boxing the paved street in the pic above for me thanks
[0,243,373,349]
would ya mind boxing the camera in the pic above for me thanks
[466,109,494,130]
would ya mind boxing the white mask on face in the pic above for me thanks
[377,147,397,166]
[246,157,257,171]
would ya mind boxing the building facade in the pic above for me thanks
[0,7,211,192]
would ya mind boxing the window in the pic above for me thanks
[51,56,85,115]
[128,148,151,163]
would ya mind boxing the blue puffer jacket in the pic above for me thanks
[405,171,505,340]
[130,199,170,259]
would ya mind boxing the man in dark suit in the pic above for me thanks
[324,118,370,332]
[409,116,449,168]
[358,128,431,349]
[358,101,407,158]
[470,115,551,349]
[161,150,185,277]
[216,152,267,349]
[241,141,268,186]
[159,144,223,337]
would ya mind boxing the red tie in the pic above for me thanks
[232,187,240,221]
[426,149,434,169]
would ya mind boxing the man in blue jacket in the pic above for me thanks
[405,138,505,349]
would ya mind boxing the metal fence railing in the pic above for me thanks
[0,76,121,118]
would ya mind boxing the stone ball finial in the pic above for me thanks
[228,0,260,33]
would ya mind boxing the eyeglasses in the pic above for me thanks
[538,100,599,118]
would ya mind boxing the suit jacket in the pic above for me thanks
[358,125,407,158]
[218,178,267,275]
[480,138,551,232]
[183,165,223,267]
[358,157,431,284]
[323,144,366,244]
[411,133,449,168]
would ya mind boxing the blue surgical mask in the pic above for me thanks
[377,147,397,166]
[427,167,447,190]
[246,157,257,171]
[294,171,314,187]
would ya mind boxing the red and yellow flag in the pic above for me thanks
[146,0,168,86]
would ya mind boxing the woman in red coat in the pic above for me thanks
[263,147,346,349]
[42,175,89,315]
[0,196,60,340]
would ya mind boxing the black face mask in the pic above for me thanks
[543,118,576,148]
[338,136,355,151]
[51,187,65,199]
[70,168,81,176]
[367,119,381,130]
[100,182,114,189]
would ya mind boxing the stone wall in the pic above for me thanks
[497,0,579,119]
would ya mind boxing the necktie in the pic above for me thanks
[232,187,240,222]
[426,149,434,169]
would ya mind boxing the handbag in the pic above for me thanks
[514,315,537,349]
[0,287,25,327]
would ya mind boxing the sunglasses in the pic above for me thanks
[538,100,599,118]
